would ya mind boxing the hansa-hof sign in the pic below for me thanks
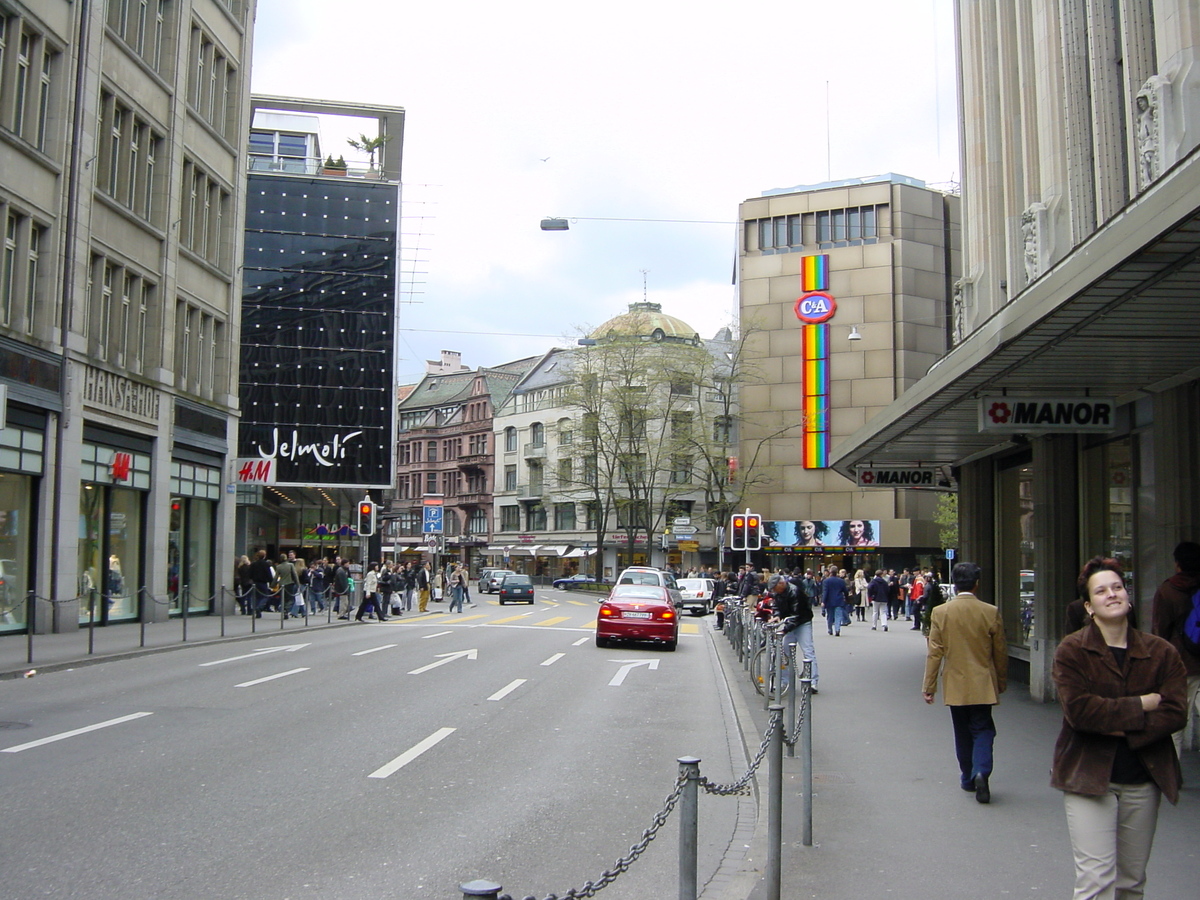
[979,397,1117,434]
[855,466,955,491]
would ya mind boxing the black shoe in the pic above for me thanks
[974,773,990,804]
[810,687,819,694]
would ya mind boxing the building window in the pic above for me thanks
[468,508,487,536]
[671,456,692,484]
[584,501,600,530]
[426,440,437,462]
[746,205,885,252]
[397,474,411,499]
[554,503,576,531]
[504,426,517,452]
[504,465,517,491]
[425,472,437,494]
[530,422,544,448]
[98,92,165,226]
[557,458,572,486]
[528,504,547,531]
[187,20,237,139]
[500,506,520,532]
[179,157,231,270]
[713,415,733,443]
[557,418,572,444]
[469,432,487,455]
[108,0,171,74]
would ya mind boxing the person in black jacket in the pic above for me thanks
[248,550,275,618]
[768,572,818,693]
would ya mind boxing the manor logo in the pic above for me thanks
[979,397,1117,433]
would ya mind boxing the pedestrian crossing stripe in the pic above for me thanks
[491,614,535,624]
[534,617,570,627]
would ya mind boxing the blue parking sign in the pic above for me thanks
[423,505,444,534]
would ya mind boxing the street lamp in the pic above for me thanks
[540,217,569,231]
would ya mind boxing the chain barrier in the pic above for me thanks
[699,706,782,796]
[497,772,690,900]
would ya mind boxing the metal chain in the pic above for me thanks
[698,707,782,796]
[499,773,689,900]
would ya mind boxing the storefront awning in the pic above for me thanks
[506,545,542,556]
[831,152,1200,476]
[564,548,598,557]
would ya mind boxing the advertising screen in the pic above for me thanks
[763,519,882,549]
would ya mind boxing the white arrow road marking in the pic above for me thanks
[369,727,456,779]
[407,649,478,675]
[541,653,565,666]
[2,712,154,753]
[608,659,660,687]
[488,679,526,701]
[422,631,453,639]
[352,644,397,657]
[199,644,311,666]
[235,668,309,688]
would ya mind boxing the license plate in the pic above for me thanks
[623,611,652,619]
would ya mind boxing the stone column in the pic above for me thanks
[1031,434,1080,703]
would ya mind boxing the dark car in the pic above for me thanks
[497,573,535,605]
[595,583,679,651]
[552,573,597,590]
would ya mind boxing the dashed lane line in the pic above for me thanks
[368,727,456,779]
[2,712,154,753]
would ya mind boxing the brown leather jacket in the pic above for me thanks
[1050,622,1187,803]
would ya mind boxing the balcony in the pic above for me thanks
[456,493,489,507]
[523,442,546,460]
[457,453,489,471]
[247,154,394,182]
[516,484,544,502]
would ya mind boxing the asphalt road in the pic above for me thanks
[0,590,745,900]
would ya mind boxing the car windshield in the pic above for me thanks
[611,585,666,601]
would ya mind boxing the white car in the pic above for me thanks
[615,567,684,610]
[676,578,716,616]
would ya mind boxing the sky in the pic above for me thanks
[250,0,960,385]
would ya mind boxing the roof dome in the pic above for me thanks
[589,302,700,345]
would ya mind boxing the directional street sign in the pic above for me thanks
[672,525,698,535]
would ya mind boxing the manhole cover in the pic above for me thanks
[0,722,31,730]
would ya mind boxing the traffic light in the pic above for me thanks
[357,499,376,537]
[746,513,762,550]
[730,514,747,551]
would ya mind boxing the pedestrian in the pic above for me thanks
[768,573,818,693]
[276,554,300,617]
[333,558,351,618]
[417,561,431,612]
[448,563,467,613]
[887,569,903,622]
[248,550,275,618]
[868,568,890,631]
[381,564,400,617]
[853,568,869,621]
[355,563,387,621]
[234,555,253,615]
[1150,540,1200,755]
[821,566,848,636]
[1052,556,1186,899]
[922,561,1007,803]
[909,573,926,631]
[308,559,328,613]
[900,568,914,620]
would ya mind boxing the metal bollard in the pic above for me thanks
[678,756,701,900]
[766,705,784,900]
[459,880,502,899]
[800,658,814,847]
[786,642,797,759]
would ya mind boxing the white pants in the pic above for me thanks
[871,601,889,629]
[1063,782,1161,900]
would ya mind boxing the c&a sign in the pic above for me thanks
[793,292,837,324]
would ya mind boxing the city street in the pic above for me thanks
[0,590,744,900]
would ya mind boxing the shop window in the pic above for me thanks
[996,453,1034,647]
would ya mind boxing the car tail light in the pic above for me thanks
[599,604,616,617]
[660,609,675,620]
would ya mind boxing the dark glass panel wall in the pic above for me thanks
[239,175,398,487]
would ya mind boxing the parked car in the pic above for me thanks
[552,573,596,590]
[676,578,716,616]
[497,573,535,605]
[480,569,515,594]
[595,583,679,650]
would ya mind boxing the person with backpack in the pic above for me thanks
[1151,540,1200,754]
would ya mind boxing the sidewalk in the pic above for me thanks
[0,605,431,678]
[710,617,1200,900]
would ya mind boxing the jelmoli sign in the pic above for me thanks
[979,397,1117,433]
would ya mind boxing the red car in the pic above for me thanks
[595,584,679,651]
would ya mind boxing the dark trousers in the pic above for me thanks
[949,704,996,786]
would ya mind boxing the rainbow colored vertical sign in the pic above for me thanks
[797,254,832,468]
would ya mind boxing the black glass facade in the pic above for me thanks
[240,175,398,486]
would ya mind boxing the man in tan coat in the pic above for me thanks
[923,561,1008,803]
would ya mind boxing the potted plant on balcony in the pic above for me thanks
[346,133,391,177]
[321,155,348,176]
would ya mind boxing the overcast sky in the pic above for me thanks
[250,0,959,384]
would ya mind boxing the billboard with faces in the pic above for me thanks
[763,519,881,549]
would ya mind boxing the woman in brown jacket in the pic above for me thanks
[1051,556,1187,900]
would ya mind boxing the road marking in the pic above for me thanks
[408,649,478,675]
[534,617,570,627]
[488,679,526,701]
[681,623,700,634]
[447,614,488,622]
[369,727,456,779]
[235,668,309,688]
[2,712,154,753]
[608,659,660,686]
[353,644,397,656]
[422,631,452,639]
[491,613,536,624]
[567,600,591,607]
[541,653,565,666]
[572,637,590,646]
[199,643,311,666]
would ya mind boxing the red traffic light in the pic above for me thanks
[732,516,745,528]
[359,503,373,516]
